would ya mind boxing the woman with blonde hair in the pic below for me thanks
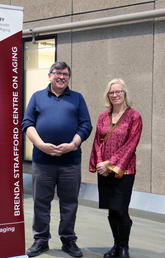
[89,78,142,258]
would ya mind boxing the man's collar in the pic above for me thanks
[47,83,70,96]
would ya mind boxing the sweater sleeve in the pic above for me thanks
[76,94,92,142]
[22,93,37,133]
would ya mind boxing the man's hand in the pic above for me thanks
[55,142,75,155]
[39,143,63,156]
[40,142,75,156]
[26,127,81,156]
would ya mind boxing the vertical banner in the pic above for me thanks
[0,4,27,258]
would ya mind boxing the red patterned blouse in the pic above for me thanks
[89,108,142,177]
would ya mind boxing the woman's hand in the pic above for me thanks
[96,162,109,177]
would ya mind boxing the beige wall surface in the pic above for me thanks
[1,0,165,195]
[156,0,165,9]
[11,0,72,22]
[0,0,10,4]
[152,20,165,195]
[73,0,154,13]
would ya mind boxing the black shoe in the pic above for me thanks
[26,241,49,257]
[118,246,130,258]
[62,240,83,257]
[104,244,120,258]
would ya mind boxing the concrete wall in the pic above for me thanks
[1,0,165,195]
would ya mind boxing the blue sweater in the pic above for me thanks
[22,85,92,165]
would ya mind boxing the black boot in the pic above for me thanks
[118,221,132,258]
[104,243,119,258]
[118,246,130,258]
[103,216,120,258]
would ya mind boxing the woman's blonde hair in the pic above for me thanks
[104,78,131,109]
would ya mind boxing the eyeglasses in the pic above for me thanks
[51,71,70,78]
[109,90,124,97]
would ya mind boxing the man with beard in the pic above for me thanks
[22,61,92,257]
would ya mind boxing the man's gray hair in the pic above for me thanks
[49,61,71,77]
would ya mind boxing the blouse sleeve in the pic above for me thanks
[106,112,142,175]
[89,119,103,172]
